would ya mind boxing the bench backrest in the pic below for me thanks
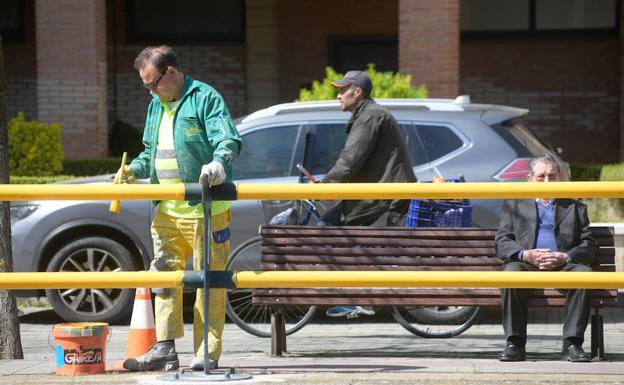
[260,225,616,272]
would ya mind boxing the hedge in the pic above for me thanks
[62,157,124,176]
[8,113,64,176]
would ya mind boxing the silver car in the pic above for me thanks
[11,96,568,322]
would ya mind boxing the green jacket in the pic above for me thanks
[130,75,241,186]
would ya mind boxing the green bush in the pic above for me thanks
[570,163,602,181]
[579,162,624,222]
[8,112,64,176]
[11,175,76,184]
[62,157,123,176]
[297,64,428,102]
[600,163,624,181]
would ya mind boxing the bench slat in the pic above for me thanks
[253,288,617,307]
[253,297,618,306]
[262,264,504,271]
[261,226,498,239]
[261,226,615,246]
[262,246,496,257]
[261,255,504,266]
[260,253,614,267]
[253,288,616,297]
[262,237,496,248]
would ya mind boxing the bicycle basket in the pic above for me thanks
[406,199,473,228]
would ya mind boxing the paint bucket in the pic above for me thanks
[52,322,109,375]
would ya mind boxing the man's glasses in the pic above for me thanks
[143,68,167,91]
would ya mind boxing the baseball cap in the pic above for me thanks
[331,70,373,94]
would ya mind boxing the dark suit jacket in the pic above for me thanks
[495,198,597,265]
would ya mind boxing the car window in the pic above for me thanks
[306,122,441,172]
[401,123,428,166]
[494,118,548,157]
[303,123,347,175]
[233,125,300,180]
[414,124,463,162]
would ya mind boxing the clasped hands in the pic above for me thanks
[522,248,567,270]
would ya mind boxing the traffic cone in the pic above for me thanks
[125,287,157,358]
[111,288,156,370]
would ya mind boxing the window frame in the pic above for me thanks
[124,0,246,45]
[326,34,398,73]
[0,0,26,44]
[461,0,620,38]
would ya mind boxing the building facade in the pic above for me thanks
[2,0,622,163]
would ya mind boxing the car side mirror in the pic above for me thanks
[555,147,563,155]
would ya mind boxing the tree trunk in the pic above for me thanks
[0,35,24,359]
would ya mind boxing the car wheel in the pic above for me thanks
[44,236,139,324]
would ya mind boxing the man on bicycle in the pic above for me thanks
[320,70,416,317]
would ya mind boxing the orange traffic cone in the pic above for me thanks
[125,287,157,358]
[111,288,157,370]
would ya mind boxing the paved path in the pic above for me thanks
[2,308,624,384]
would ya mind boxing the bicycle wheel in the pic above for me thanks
[391,305,482,338]
[225,236,317,337]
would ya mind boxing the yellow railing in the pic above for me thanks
[0,181,622,201]
[0,181,622,290]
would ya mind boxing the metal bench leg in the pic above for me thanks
[591,307,605,361]
[271,307,286,357]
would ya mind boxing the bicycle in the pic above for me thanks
[225,173,482,338]
[225,198,323,337]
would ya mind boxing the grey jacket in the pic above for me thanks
[495,198,597,265]
[323,98,416,225]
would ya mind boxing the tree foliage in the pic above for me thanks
[297,64,428,101]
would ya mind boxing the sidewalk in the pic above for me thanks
[1,308,624,384]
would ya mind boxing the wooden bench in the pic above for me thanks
[254,225,620,357]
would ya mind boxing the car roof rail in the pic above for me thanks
[241,98,468,123]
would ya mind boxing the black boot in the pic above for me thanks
[123,341,179,371]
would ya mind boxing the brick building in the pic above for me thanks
[2,0,622,163]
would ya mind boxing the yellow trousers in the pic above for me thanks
[150,209,230,360]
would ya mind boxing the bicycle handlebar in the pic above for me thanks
[296,163,319,184]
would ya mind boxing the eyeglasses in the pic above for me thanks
[143,68,167,91]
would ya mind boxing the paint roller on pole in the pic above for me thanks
[109,152,127,213]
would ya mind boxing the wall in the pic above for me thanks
[461,37,620,164]
[399,0,460,98]
[107,1,247,133]
[4,0,37,121]
[278,0,398,102]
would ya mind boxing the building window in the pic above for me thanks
[327,35,398,73]
[0,0,25,43]
[125,0,244,43]
[461,0,618,35]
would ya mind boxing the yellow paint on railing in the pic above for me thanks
[235,181,624,200]
[0,181,623,201]
[233,271,624,289]
[0,271,184,289]
[2,270,624,290]
[0,184,185,201]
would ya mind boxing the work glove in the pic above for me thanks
[200,160,226,186]
[115,165,136,184]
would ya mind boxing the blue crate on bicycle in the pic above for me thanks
[406,199,473,227]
